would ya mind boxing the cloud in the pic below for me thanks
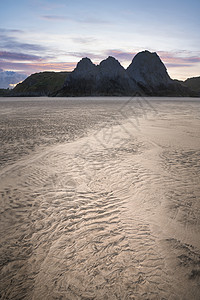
[0,28,24,34]
[71,37,97,45]
[41,15,110,24]
[0,51,43,61]
[0,61,76,75]
[81,17,110,24]
[35,1,66,11]
[0,34,46,52]
[158,51,200,66]
[0,70,27,89]
[103,49,200,69]
[42,15,69,21]
[166,63,194,68]
[103,49,200,67]
[105,50,137,61]
[66,51,103,60]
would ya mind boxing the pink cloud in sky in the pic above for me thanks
[105,50,137,62]
[1,48,199,80]
[0,61,77,75]
[158,51,200,66]
[0,51,43,61]
[104,49,200,68]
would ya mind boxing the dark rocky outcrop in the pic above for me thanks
[55,56,140,96]
[7,50,199,97]
[183,76,200,96]
[55,50,196,97]
[126,50,195,96]
[127,50,172,95]
[57,58,97,96]
[127,51,172,85]
[96,56,139,95]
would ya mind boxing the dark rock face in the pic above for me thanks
[96,56,138,95]
[127,50,173,94]
[183,76,200,96]
[62,58,97,96]
[56,56,140,96]
[125,50,196,96]
[9,51,197,97]
[56,51,195,97]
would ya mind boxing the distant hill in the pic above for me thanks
[0,88,12,96]
[2,51,199,97]
[12,71,70,96]
[183,77,200,95]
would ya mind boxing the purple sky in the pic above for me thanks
[0,0,200,80]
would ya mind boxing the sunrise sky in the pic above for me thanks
[0,0,200,80]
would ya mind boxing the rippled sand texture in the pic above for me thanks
[0,97,200,300]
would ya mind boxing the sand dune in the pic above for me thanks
[0,97,200,299]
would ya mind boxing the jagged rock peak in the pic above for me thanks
[66,57,97,83]
[75,57,96,71]
[98,56,127,79]
[130,50,165,67]
[127,50,172,86]
[99,56,124,69]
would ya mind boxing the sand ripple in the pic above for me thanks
[0,98,200,299]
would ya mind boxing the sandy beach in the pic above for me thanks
[0,97,200,300]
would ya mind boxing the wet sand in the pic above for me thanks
[0,97,200,299]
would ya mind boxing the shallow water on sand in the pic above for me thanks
[0,97,200,299]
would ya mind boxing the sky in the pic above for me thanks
[0,0,200,80]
